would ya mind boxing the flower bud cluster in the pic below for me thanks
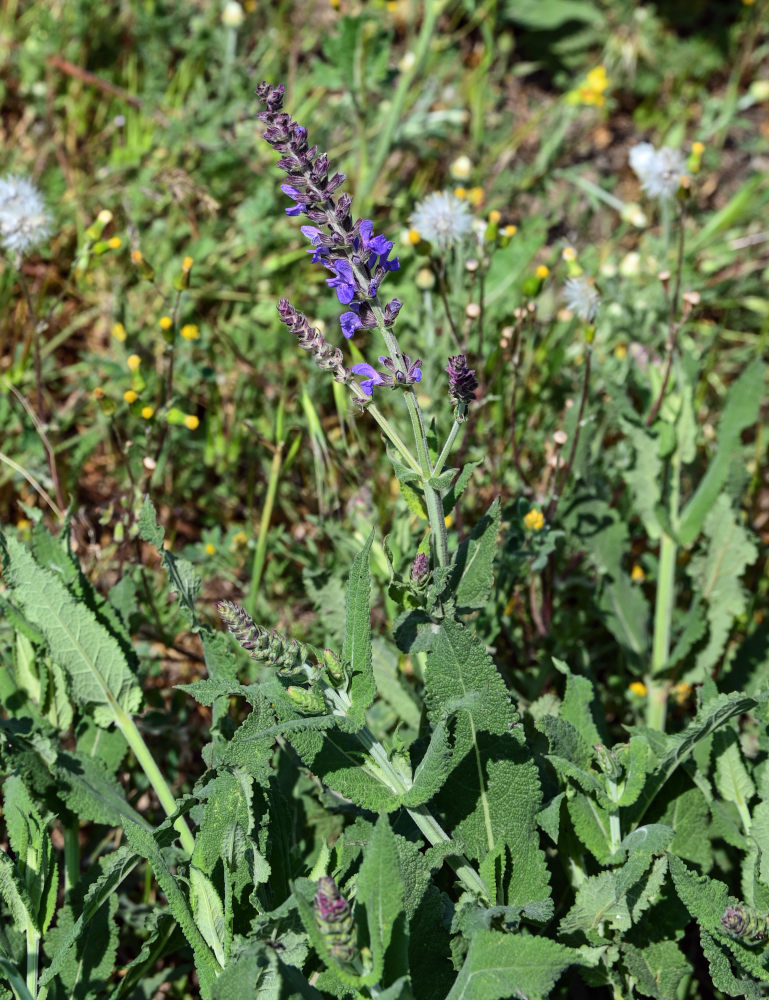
[313,877,356,963]
[217,600,311,674]
[445,354,478,407]
[276,299,351,384]
[256,82,402,346]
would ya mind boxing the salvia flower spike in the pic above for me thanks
[446,354,478,409]
[255,81,411,390]
[313,876,357,964]
[217,600,312,674]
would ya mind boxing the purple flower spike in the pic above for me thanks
[340,311,363,339]
[327,260,357,304]
[352,362,389,396]
[446,354,478,404]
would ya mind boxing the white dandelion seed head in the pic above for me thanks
[629,142,688,201]
[0,175,53,256]
[563,275,601,323]
[409,191,473,252]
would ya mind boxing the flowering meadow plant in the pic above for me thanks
[1,10,768,999]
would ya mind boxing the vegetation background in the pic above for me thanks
[1,0,768,997]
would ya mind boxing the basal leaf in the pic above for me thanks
[687,494,758,677]
[678,361,765,546]
[121,821,222,997]
[0,534,142,725]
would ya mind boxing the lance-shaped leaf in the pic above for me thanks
[0,533,141,726]
[443,497,500,610]
[356,815,406,983]
[343,531,375,726]
[678,361,765,546]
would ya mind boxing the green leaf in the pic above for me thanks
[0,851,35,934]
[713,730,755,825]
[566,795,613,864]
[424,616,515,739]
[630,691,760,827]
[39,848,140,989]
[621,940,691,1000]
[678,362,765,546]
[0,958,34,1000]
[121,820,222,997]
[356,815,405,982]
[621,418,663,541]
[190,866,227,968]
[0,533,142,726]
[447,498,501,610]
[401,723,452,807]
[686,494,758,676]
[445,930,579,1000]
[442,462,480,517]
[344,531,375,726]
[42,885,118,999]
[554,658,604,749]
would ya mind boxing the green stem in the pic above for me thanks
[647,447,680,731]
[26,924,39,998]
[606,779,622,856]
[433,415,465,478]
[112,704,195,856]
[63,825,79,893]
[247,415,285,615]
[329,689,489,902]
[366,401,421,477]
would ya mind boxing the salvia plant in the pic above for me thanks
[0,79,768,1000]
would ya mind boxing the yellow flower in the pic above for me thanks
[111,322,127,342]
[127,354,141,371]
[630,563,646,582]
[141,406,154,419]
[453,187,467,200]
[523,508,544,531]
[407,228,422,245]
[182,255,194,271]
[92,387,105,400]
[488,209,501,225]
[673,682,692,704]
[562,247,577,262]
[232,531,248,547]
[536,265,549,279]
[629,681,647,697]
[108,236,122,250]
[502,224,517,238]
[159,315,173,331]
[183,414,200,430]
[614,344,628,360]
[180,324,200,341]
[692,141,705,156]
[131,249,143,265]
[467,186,484,207]
[123,389,139,404]
[205,542,216,556]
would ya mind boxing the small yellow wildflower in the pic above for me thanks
[614,344,628,360]
[467,186,484,207]
[488,209,501,226]
[123,389,139,404]
[453,187,467,200]
[569,65,609,107]
[159,316,172,332]
[127,354,141,371]
[523,508,545,531]
[205,542,217,556]
[630,563,646,582]
[184,414,200,430]
[232,531,248,547]
[536,265,549,279]
[108,236,122,250]
[502,224,517,238]
[92,387,105,399]
[692,141,705,156]
[131,250,143,265]
[562,247,577,262]
[182,255,194,271]
[629,681,647,697]
[444,513,453,529]
[407,229,422,245]
[111,322,127,342]
[141,406,154,419]
[180,324,200,341]
[673,682,692,705]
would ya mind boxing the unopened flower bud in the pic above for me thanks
[314,877,356,963]
[323,648,346,687]
[286,685,326,714]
